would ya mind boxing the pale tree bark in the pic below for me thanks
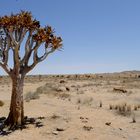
[3,30,26,127]
[0,29,55,128]
[5,74,25,127]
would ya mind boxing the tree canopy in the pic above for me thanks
[0,11,62,76]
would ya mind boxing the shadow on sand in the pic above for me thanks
[0,116,45,136]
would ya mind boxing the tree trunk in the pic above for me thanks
[5,75,25,128]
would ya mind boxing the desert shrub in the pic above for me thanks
[110,103,132,116]
[82,97,93,106]
[0,100,4,107]
[25,92,40,102]
[58,93,70,99]
[25,83,71,102]
[51,114,61,119]
[77,90,84,95]
[77,97,93,106]
[36,86,45,94]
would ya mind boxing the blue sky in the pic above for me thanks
[0,0,140,75]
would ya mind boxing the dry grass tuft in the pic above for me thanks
[77,97,93,106]
[51,114,61,119]
[82,97,93,106]
[109,104,114,110]
[99,100,102,107]
[76,97,94,106]
[132,113,136,123]
[109,103,132,116]
[77,98,81,104]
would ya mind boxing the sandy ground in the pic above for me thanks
[0,72,140,140]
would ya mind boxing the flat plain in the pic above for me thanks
[0,71,140,140]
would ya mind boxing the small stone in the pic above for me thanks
[83,125,93,131]
[52,131,59,135]
[119,128,122,130]
[80,117,84,120]
[66,87,70,91]
[105,122,111,126]
[60,80,65,83]
[56,127,65,131]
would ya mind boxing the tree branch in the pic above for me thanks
[3,36,11,65]
[20,31,33,66]
[9,31,18,47]
[0,62,12,76]
[8,30,20,74]
[18,28,27,45]
[38,45,55,63]
[25,44,55,73]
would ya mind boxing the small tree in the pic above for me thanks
[0,11,62,128]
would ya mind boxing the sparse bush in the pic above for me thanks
[51,114,60,119]
[77,90,84,95]
[114,105,119,110]
[82,97,93,106]
[58,93,70,99]
[127,105,131,112]
[36,86,45,94]
[25,83,71,102]
[112,103,132,116]
[0,100,4,107]
[25,92,40,102]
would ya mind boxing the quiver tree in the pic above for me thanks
[0,11,62,128]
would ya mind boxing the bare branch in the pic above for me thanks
[8,30,21,74]
[19,28,27,45]
[25,43,55,73]
[9,31,18,47]
[20,31,33,66]
[4,36,11,64]
[37,44,55,63]
[33,42,41,64]
[0,62,12,76]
